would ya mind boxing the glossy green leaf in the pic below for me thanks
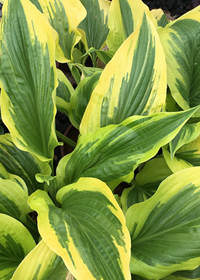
[169,122,200,158]
[126,167,200,279]
[80,13,167,134]
[158,14,200,116]
[0,214,36,280]
[0,134,51,194]
[0,0,59,161]
[35,0,86,62]
[151,8,169,27]
[78,0,110,52]
[107,0,157,52]
[121,158,172,214]
[11,240,68,280]
[69,71,101,129]
[57,109,196,191]
[0,178,30,224]
[28,178,131,280]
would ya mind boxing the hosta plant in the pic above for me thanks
[0,0,200,279]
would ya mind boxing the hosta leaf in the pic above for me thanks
[85,47,115,65]
[163,132,200,173]
[80,13,166,134]
[107,0,157,52]
[0,162,28,191]
[56,69,74,116]
[151,9,169,27]
[0,178,30,224]
[78,0,110,52]
[35,173,61,206]
[158,15,200,116]
[135,157,173,187]
[72,63,103,79]
[0,214,36,280]
[34,0,86,62]
[57,109,196,191]
[169,122,200,158]
[162,145,193,173]
[121,185,148,215]
[0,0,59,161]
[69,71,101,129]
[0,134,51,195]
[176,134,200,166]
[121,158,173,214]
[28,178,131,280]
[56,69,74,103]
[11,240,68,280]
[126,167,200,279]
[162,265,200,279]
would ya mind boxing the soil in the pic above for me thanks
[143,0,200,18]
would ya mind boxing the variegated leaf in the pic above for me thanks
[169,122,200,158]
[0,134,51,194]
[56,69,74,116]
[126,167,200,279]
[151,8,169,27]
[57,109,196,191]
[0,178,30,224]
[80,13,166,135]
[158,13,200,116]
[33,0,86,62]
[163,132,200,173]
[69,71,101,129]
[107,0,157,52]
[0,0,59,161]
[11,240,68,280]
[121,157,172,214]
[0,214,36,280]
[162,265,200,280]
[28,178,131,280]
[162,145,193,173]
[78,0,110,53]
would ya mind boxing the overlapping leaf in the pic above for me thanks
[56,69,74,116]
[69,71,101,129]
[162,265,200,280]
[0,214,36,280]
[107,0,157,52]
[163,129,200,173]
[121,157,172,214]
[158,13,200,116]
[126,167,200,279]
[169,122,200,157]
[33,0,86,62]
[0,134,51,194]
[80,13,166,134]
[0,178,30,224]
[28,178,131,280]
[0,0,59,161]
[78,0,110,52]
[57,109,196,191]
[11,240,68,280]
[151,8,169,27]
